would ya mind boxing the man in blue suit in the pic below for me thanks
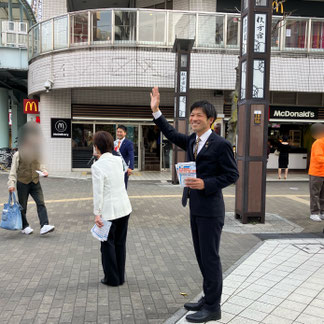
[150,87,239,323]
[114,125,134,189]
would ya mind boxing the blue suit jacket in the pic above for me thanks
[154,115,239,218]
[118,138,134,170]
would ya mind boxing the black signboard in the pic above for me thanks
[269,106,318,120]
[51,118,71,138]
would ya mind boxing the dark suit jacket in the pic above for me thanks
[119,138,134,170]
[154,115,239,218]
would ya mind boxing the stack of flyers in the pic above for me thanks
[175,162,196,187]
[91,219,112,242]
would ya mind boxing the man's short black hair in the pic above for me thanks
[190,101,217,124]
[117,125,127,133]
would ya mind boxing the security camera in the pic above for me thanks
[44,80,53,93]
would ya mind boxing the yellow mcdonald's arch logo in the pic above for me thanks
[272,0,284,14]
[24,100,39,114]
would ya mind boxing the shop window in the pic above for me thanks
[114,11,136,43]
[72,124,93,168]
[71,13,88,46]
[227,16,239,48]
[197,14,224,48]
[311,21,324,51]
[54,16,68,49]
[93,11,112,43]
[138,11,166,44]
[284,20,307,50]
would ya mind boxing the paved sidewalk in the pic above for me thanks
[176,238,324,324]
[0,176,322,324]
[0,170,308,183]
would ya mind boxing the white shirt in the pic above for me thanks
[153,110,212,156]
[91,152,132,221]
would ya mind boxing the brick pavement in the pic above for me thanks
[0,175,321,324]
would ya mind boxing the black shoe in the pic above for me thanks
[184,297,205,311]
[100,279,119,287]
[186,309,221,323]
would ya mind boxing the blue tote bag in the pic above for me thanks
[1,192,23,230]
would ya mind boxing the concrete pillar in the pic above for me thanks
[0,88,9,148]
[39,90,72,172]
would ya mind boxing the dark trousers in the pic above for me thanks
[309,175,324,215]
[17,181,49,229]
[190,214,224,312]
[101,215,130,286]
[124,173,129,189]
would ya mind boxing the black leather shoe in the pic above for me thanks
[184,297,205,311]
[100,279,119,287]
[186,309,221,323]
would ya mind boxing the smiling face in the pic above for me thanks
[189,107,214,136]
[116,128,126,140]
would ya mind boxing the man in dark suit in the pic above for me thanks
[150,87,239,323]
[114,125,134,189]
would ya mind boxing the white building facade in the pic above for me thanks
[28,0,324,172]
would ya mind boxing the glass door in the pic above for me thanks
[161,133,173,170]
[72,123,94,168]
[141,125,161,171]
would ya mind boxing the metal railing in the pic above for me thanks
[28,8,324,59]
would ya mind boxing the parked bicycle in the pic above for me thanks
[0,148,16,171]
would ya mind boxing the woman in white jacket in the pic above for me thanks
[92,131,132,286]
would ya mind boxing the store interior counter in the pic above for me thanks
[267,148,308,169]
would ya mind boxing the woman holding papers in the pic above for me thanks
[92,131,132,286]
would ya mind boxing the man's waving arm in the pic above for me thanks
[150,87,189,151]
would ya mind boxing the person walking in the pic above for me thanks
[92,131,132,286]
[7,122,55,235]
[114,125,134,189]
[308,123,324,222]
[150,87,239,323]
[277,136,290,179]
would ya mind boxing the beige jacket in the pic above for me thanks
[7,151,47,189]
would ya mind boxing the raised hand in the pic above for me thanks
[150,87,160,113]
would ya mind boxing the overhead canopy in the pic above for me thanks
[0,0,36,24]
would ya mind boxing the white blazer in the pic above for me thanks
[91,152,132,221]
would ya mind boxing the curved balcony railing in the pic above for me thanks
[28,8,324,60]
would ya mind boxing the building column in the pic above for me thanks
[0,88,9,148]
[39,89,72,172]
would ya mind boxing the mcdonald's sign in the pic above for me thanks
[272,0,284,14]
[23,99,39,114]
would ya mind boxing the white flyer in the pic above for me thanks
[175,162,196,187]
[91,219,112,242]
[36,170,46,177]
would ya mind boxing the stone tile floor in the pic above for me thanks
[175,238,324,324]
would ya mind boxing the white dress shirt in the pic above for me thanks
[91,152,132,221]
[153,110,212,156]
